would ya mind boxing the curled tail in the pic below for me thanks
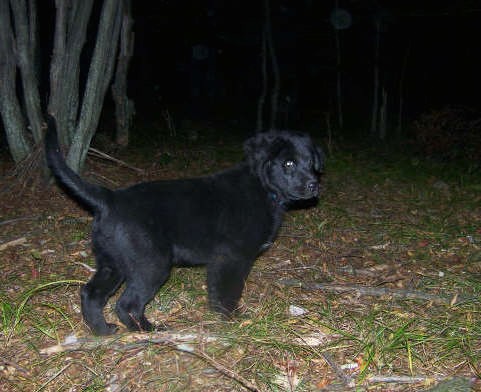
[45,116,110,213]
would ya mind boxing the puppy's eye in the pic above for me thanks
[284,160,295,169]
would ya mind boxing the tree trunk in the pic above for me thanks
[334,27,343,130]
[370,20,381,137]
[397,43,410,137]
[256,28,268,132]
[112,0,135,147]
[0,0,31,162]
[379,87,387,140]
[264,0,280,130]
[9,0,44,143]
[67,0,123,172]
[0,0,132,175]
[48,0,94,148]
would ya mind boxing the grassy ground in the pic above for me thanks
[0,129,480,391]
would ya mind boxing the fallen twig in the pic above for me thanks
[0,215,38,226]
[88,147,144,174]
[41,330,217,355]
[41,330,262,391]
[0,237,27,251]
[0,356,30,375]
[366,375,475,391]
[321,352,355,388]
[88,172,120,187]
[175,345,263,392]
[367,375,436,384]
[35,363,72,392]
[75,262,96,273]
[279,279,467,305]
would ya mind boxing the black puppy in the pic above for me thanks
[45,119,323,335]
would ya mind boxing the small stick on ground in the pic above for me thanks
[88,147,144,174]
[367,375,436,384]
[366,375,475,391]
[36,363,72,392]
[321,352,355,388]
[0,237,27,251]
[0,356,30,375]
[0,215,38,226]
[176,345,264,392]
[279,279,467,305]
[41,331,262,391]
[40,331,218,355]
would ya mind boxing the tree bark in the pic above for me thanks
[379,87,387,140]
[334,26,343,130]
[264,0,280,130]
[256,28,267,132]
[0,0,31,162]
[370,20,381,137]
[9,0,44,143]
[112,0,134,147]
[397,43,410,137]
[67,0,123,171]
[0,0,132,174]
[48,0,94,148]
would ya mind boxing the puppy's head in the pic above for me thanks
[244,131,324,204]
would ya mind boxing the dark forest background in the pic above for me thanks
[1,0,481,163]
[129,0,481,143]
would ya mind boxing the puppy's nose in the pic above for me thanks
[307,181,319,195]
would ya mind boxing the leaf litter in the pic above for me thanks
[0,141,480,391]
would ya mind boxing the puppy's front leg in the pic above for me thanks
[206,257,253,316]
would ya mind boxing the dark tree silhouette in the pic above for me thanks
[0,0,133,173]
[256,0,281,132]
[112,0,134,147]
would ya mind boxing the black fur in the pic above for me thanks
[45,117,324,335]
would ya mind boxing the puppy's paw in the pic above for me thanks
[209,302,236,320]
[151,322,169,332]
[93,322,119,336]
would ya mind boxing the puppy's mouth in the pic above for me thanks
[289,181,321,200]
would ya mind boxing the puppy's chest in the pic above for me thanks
[259,210,284,252]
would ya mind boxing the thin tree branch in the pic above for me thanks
[88,147,144,174]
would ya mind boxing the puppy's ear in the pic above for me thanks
[244,132,277,169]
[313,145,325,173]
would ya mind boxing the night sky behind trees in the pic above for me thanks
[1,0,481,158]
[129,0,481,144]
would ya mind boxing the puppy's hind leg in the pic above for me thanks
[81,263,124,335]
[207,258,253,316]
[115,262,171,332]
